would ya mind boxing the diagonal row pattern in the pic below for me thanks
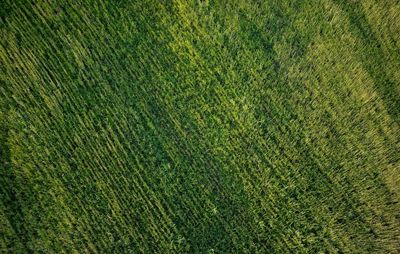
[1,0,399,253]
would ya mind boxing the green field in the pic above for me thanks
[1,0,400,253]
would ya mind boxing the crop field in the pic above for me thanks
[1,0,400,253]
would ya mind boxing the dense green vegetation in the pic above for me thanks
[1,0,399,253]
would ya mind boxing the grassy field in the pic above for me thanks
[1,0,400,253]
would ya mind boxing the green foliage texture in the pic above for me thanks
[1,0,400,253]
